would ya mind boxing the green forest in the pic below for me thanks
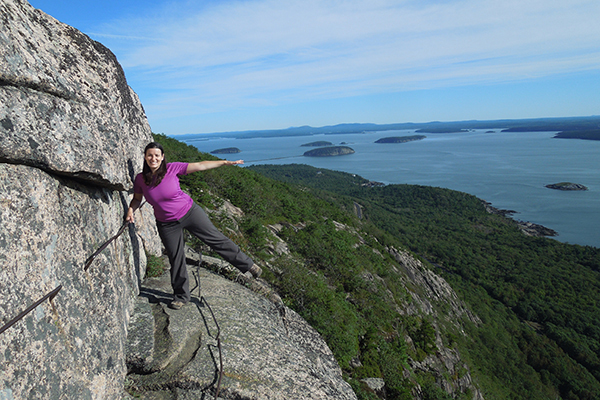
[154,133,600,400]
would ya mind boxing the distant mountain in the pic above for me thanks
[171,116,600,140]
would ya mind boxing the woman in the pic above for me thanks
[126,142,262,310]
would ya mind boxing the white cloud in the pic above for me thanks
[96,0,600,113]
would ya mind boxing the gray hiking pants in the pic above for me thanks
[156,202,254,302]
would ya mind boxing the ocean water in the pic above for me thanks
[180,130,600,247]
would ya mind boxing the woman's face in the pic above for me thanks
[145,148,164,173]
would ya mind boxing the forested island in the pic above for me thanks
[375,135,426,144]
[303,146,355,157]
[545,182,588,191]
[211,147,241,154]
[301,141,334,147]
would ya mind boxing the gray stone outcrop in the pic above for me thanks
[126,256,358,400]
[1,0,150,190]
[0,0,159,398]
[388,247,484,399]
[0,164,155,399]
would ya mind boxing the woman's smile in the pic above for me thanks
[145,148,164,172]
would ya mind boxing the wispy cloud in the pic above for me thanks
[95,0,600,116]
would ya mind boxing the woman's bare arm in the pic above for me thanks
[126,192,144,223]
[186,159,243,174]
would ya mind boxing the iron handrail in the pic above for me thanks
[0,285,62,335]
[84,201,146,271]
[84,221,129,271]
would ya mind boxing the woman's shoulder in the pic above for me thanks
[133,172,145,190]
[167,162,189,174]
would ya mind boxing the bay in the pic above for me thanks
[179,130,600,248]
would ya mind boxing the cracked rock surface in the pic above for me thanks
[0,1,159,399]
[126,258,357,400]
[1,0,151,190]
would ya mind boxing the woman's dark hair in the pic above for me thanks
[142,142,167,186]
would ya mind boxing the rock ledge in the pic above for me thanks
[125,255,357,400]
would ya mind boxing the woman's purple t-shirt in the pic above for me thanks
[134,162,193,222]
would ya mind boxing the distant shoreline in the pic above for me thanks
[552,130,600,141]
[171,115,600,140]
[482,201,558,237]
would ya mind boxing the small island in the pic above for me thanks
[375,135,426,144]
[301,141,333,147]
[545,182,588,191]
[303,146,355,157]
[211,147,241,154]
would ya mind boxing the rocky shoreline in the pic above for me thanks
[482,201,558,237]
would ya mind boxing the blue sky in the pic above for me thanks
[29,0,600,135]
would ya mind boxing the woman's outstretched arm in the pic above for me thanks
[186,159,243,174]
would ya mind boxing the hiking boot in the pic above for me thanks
[169,300,185,310]
[249,264,262,278]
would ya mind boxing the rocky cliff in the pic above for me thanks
[0,0,158,398]
[0,2,358,399]
[126,253,357,400]
[388,248,484,399]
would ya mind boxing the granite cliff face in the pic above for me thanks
[388,248,484,399]
[0,0,149,190]
[0,0,159,398]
